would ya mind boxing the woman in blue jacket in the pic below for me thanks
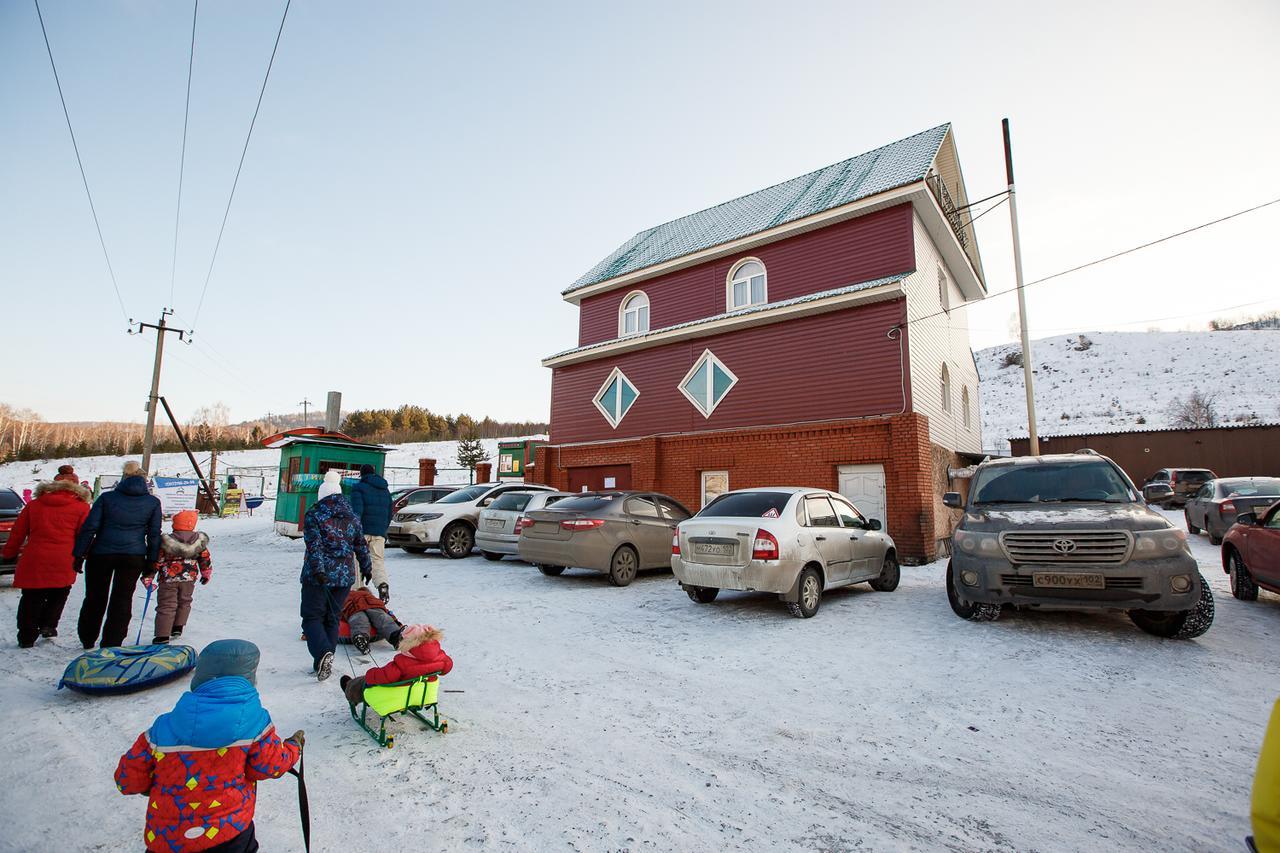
[74,461,163,648]
[300,471,371,681]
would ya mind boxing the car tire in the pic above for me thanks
[869,553,900,592]
[1185,511,1200,535]
[481,551,504,562]
[1128,574,1215,639]
[945,562,1001,622]
[402,546,427,555]
[685,585,719,604]
[440,523,474,559]
[536,564,565,576]
[786,567,823,619]
[1228,550,1259,601]
[1209,530,1223,546]
[608,546,639,587]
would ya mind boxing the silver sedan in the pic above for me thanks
[672,487,899,618]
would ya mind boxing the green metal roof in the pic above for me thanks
[566,123,950,294]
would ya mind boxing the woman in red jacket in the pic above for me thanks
[2,478,91,647]
[338,623,453,705]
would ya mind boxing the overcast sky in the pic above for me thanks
[3,0,1278,424]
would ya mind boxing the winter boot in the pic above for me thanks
[152,636,170,645]
[316,651,334,682]
[40,627,58,639]
[353,633,371,655]
[378,583,389,603]
[386,629,402,650]
[18,638,35,649]
[170,625,184,639]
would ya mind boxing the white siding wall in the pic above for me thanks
[904,211,983,454]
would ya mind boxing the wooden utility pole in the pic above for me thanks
[299,398,312,427]
[1003,118,1039,455]
[131,309,190,473]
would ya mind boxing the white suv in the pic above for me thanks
[387,482,555,558]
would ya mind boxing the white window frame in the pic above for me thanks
[940,363,951,413]
[726,257,767,311]
[962,385,971,428]
[700,470,729,508]
[592,366,639,429]
[678,348,739,418]
[618,290,650,337]
[938,265,951,312]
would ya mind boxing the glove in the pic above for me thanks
[286,729,305,748]
[72,558,84,574]
[361,570,372,584]
[145,562,158,575]
[200,577,209,586]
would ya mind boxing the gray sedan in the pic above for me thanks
[475,490,575,560]
[672,487,899,618]
[1184,477,1280,545]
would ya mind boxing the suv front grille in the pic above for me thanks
[999,531,1132,565]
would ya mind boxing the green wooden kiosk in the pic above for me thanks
[262,428,389,537]
[497,439,544,481]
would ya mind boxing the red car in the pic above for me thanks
[0,487,25,575]
[1222,500,1280,600]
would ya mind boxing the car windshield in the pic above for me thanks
[489,492,533,511]
[0,490,22,510]
[972,462,1133,504]
[435,484,491,505]
[1221,479,1280,497]
[698,491,793,518]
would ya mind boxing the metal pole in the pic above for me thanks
[1003,118,1039,456]
[299,399,311,427]
[141,310,171,473]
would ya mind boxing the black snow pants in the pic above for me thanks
[78,554,145,648]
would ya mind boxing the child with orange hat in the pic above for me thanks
[147,510,213,644]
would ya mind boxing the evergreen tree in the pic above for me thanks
[455,435,488,480]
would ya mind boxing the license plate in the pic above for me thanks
[485,518,504,529]
[694,543,735,557]
[387,525,402,534]
[1032,572,1105,589]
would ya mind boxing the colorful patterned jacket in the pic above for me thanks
[115,676,300,852]
[300,493,371,588]
[156,531,212,584]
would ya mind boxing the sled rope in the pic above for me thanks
[287,745,311,853]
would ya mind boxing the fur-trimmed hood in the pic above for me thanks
[34,478,91,503]
[160,530,209,558]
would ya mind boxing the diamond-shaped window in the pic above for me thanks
[593,367,639,429]
[678,349,738,418]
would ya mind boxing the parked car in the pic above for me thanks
[672,487,898,618]
[0,487,24,575]
[1184,477,1280,545]
[387,482,554,558]
[390,485,459,516]
[945,453,1213,639]
[475,490,575,561]
[1142,468,1216,507]
[518,491,692,586]
[1221,500,1280,601]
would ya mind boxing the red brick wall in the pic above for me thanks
[533,412,940,562]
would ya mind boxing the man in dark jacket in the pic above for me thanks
[348,463,393,602]
[74,461,163,648]
[301,472,372,680]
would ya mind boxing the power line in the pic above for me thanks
[192,0,292,326]
[33,0,128,322]
[169,0,199,309]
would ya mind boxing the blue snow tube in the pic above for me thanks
[58,644,198,695]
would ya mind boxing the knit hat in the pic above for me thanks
[191,639,259,689]
[54,465,78,483]
[172,510,199,532]
[359,463,375,476]
[317,470,343,500]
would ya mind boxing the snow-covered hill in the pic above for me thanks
[977,331,1280,454]
[0,436,547,496]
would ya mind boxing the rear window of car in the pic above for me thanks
[489,492,533,511]
[1220,479,1280,497]
[698,491,793,519]
[0,490,22,510]
[551,495,621,513]
[1178,470,1214,484]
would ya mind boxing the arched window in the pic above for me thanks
[940,364,951,413]
[727,259,767,310]
[619,291,649,336]
[962,385,971,428]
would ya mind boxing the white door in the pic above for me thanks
[838,464,887,527]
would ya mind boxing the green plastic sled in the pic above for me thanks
[350,673,447,748]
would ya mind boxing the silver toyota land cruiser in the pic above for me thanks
[943,452,1214,639]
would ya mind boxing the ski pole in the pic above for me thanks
[135,582,154,646]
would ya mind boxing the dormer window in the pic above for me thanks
[619,291,649,336]
[727,259,767,310]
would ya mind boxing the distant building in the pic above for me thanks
[534,124,987,561]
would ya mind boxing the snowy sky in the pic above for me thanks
[3,0,1279,424]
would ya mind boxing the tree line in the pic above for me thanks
[340,405,547,444]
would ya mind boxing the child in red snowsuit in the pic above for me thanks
[147,509,213,644]
[339,623,453,706]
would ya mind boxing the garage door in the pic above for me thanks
[568,464,632,493]
[838,464,886,526]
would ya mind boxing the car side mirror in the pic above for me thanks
[1237,512,1258,526]
[867,518,882,531]
[942,492,963,509]
[480,497,493,507]
[1143,484,1172,502]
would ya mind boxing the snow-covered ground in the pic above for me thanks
[0,508,1273,851]
[0,436,547,498]
[977,330,1280,454]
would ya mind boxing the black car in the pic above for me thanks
[1184,477,1280,545]
[0,487,25,575]
[390,485,459,516]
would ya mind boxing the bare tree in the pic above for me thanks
[1167,390,1218,429]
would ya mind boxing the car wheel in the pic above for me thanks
[402,546,427,555]
[685,585,719,604]
[441,523,474,559]
[1129,574,1215,639]
[945,562,1001,622]
[608,546,639,587]
[869,553,900,592]
[536,564,565,576]
[786,567,823,619]
[1228,550,1259,601]
[1184,511,1200,535]
[1209,530,1223,546]
[481,551,504,562]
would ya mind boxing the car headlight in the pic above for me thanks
[1133,528,1189,559]
[953,529,1001,556]
[404,512,443,524]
